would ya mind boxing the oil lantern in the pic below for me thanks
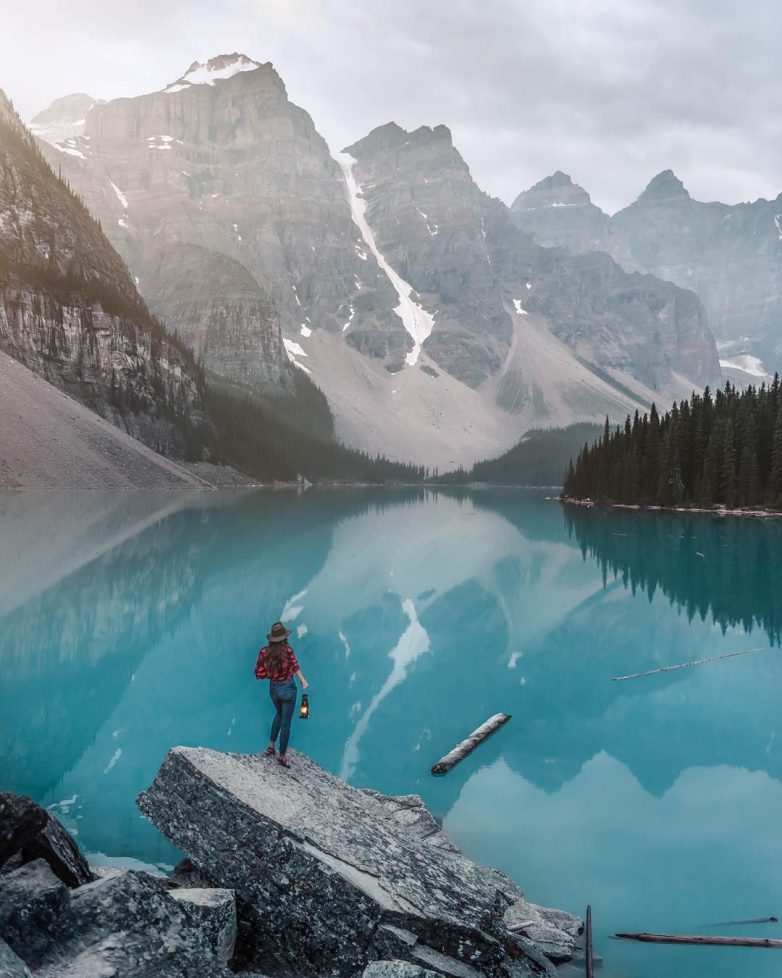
[299,693,310,720]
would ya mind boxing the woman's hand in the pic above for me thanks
[301,678,309,689]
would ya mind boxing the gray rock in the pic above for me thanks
[0,860,66,936]
[359,790,459,853]
[0,793,92,888]
[170,887,237,964]
[1,868,233,978]
[138,747,566,976]
[503,899,582,963]
[0,795,47,868]
[363,961,440,978]
[0,938,31,978]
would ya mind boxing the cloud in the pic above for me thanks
[1,0,779,211]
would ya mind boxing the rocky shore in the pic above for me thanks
[1,749,583,977]
[561,495,782,520]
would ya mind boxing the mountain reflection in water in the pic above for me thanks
[1,488,780,978]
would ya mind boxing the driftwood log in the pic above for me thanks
[585,905,593,978]
[431,713,511,775]
[611,647,769,681]
[615,932,782,948]
[704,916,778,926]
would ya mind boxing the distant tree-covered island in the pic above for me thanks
[563,379,782,512]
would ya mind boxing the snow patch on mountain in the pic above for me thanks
[109,181,128,209]
[719,354,769,379]
[283,337,311,374]
[337,153,434,366]
[28,93,99,149]
[164,54,261,93]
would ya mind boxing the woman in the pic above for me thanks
[254,620,309,768]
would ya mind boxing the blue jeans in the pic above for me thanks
[269,679,297,755]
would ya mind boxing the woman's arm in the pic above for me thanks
[295,668,308,689]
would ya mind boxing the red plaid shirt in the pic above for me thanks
[254,644,299,681]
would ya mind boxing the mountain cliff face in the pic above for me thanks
[30,58,720,466]
[511,169,782,373]
[346,123,719,394]
[510,171,608,252]
[0,90,205,456]
[36,55,405,383]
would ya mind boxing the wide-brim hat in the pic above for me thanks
[267,621,292,643]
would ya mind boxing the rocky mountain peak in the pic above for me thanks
[30,92,99,126]
[542,170,575,188]
[637,169,691,203]
[164,53,267,93]
[28,92,102,152]
[512,170,593,210]
[345,122,454,160]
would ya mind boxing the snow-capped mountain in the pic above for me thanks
[30,55,721,467]
[512,170,782,381]
[28,92,102,157]
[163,53,263,92]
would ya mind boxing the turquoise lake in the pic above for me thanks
[2,488,782,978]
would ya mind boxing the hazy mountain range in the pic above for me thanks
[511,169,782,387]
[2,51,779,483]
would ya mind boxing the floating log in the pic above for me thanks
[611,647,770,682]
[585,905,593,978]
[704,916,778,926]
[431,713,511,776]
[615,932,782,948]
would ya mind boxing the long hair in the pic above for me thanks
[266,642,287,676]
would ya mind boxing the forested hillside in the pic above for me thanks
[563,380,782,509]
[441,424,601,486]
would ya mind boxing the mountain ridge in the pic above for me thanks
[25,54,721,467]
[512,166,782,376]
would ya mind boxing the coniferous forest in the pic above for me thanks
[563,379,782,510]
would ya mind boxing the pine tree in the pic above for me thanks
[768,407,782,507]
[721,419,738,507]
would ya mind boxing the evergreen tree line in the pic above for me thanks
[440,423,602,486]
[564,505,782,644]
[563,379,782,510]
[204,379,428,484]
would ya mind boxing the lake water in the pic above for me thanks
[2,488,781,978]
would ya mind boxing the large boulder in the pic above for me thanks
[503,900,582,963]
[0,860,65,937]
[170,887,237,964]
[0,793,92,887]
[363,962,441,978]
[0,938,31,978]
[0,862,233,978]
[138,747,577,977]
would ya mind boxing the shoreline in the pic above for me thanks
[560,496,782,520]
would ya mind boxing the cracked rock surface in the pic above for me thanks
[138,747,578,976]
[0,860,234,978]
[503,900,583,963]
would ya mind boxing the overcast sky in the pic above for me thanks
[1,0,779,212]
